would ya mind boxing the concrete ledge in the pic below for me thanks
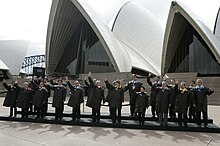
[15,111,214,124]
[0,114,219,133]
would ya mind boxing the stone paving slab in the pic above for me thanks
[0,98,220,145]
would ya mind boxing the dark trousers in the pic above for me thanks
[158,112,168,125]
[21,108,28,118]
[72,107,80,120]
[44,101,48,116]
[92,108,100,122]
[169,105,176,118]
[29,102,33,112]
[110,107,122,123]
[189,106,196,120]
[151,104,156,117]
[36,107,45,118]
[9,106,17,117]
[137,112,145,124]
[55,107,63,120]
[130,104,136,116]
[178,113,187,126]
[196,111,208,126]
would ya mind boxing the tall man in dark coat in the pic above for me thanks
[156,81,170,126]
[31,81,48,119]
[176,82,192,127]
[29,76,41,113]
[86,72,105,122]
[105,79,125,123]
[194,79,214,127]
[2,79,19,117]
[66,77,84,121]
[135,86,150,125]
[167,79,178,119]
[187,81,196,120]
[124,74,143,116]
[147,74,161,118]
[50,80,66,120]
[43,78,51,116]
[16,82,33,118]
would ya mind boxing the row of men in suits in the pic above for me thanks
[2,73,214,127]
[147,75,214,127]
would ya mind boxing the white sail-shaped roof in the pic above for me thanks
[46,0,132,75]
[112,2,163,75]
[46,0,165,75]
[0,59,9,70]
[214,8,220,40]
[162,1,220,75]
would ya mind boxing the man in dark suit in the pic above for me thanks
[194,79,214,127]
[124,74,143,116]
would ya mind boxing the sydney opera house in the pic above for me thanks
[46,0,220,77]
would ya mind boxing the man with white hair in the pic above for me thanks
[50,79,66,120]
[156,81,170,126]
[176,81,191,127]
[194,79,214,127]
[16,82,33,118]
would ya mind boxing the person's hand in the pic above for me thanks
[104,78,108,82]
[210,88,214,92]
[175,80,179,84]
[148,73,151,78]
[193,104,196,107]
[84,77,87,80]
[15,80,18,84]
[3,79,6,83]
[88,72,92,77]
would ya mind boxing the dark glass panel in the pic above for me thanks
[168,21,220,74]
[55,8,115,75]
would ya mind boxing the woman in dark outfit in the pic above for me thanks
[2,79,19,117]
[105,79,125,123]
[66,77,84,121]
[135,86,150,125]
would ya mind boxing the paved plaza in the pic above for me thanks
[0,98,220,146]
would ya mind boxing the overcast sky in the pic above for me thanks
[0,0,219,56]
